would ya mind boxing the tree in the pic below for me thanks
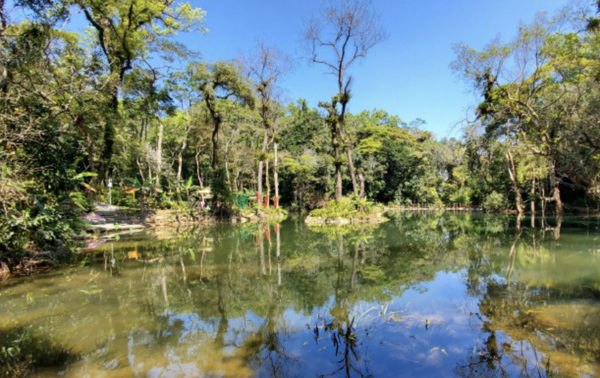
[304,0,386,201]
[166,66,205,190]
[73,0,205,179]
[183,61,254,215]
[452,14,570,217]
[0,22,103,265]
[186,61,255,171]
[240,41,292,208]
[123,66,174,186]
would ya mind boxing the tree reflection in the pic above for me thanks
[309,228,374,378]
[238,223,301,378]
[458,219,600,378]
[5,213,600,377]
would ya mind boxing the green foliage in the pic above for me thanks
[110,187,140,209]
[281,152,332,209]
[309,196,382,220]
[5,0,600,274]
[0,154,89,269]
[482,191,508,213]
[74,0,206,72]
[280,100,329,155]
[211,168,233,217]
[260,206,288,218]
[449,186,474,206]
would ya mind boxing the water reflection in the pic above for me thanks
[1,214,600,377]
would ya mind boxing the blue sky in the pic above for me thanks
[172,0,571,139]
[55,0,571,138]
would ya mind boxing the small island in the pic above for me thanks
[304,197,387,226]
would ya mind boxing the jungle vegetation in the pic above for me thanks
[2,0,600,269]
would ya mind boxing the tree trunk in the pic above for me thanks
[139,118,145,143]
[136,158,145,184]
[211,121,219,169]
[234,169,240,193]
[84,129,96,177]
[265,158,270,208]
[530,177,536,213]
[101,86,118,180]
[257,128,268,207]
[339,75,357,197]
[146,143,153,183]
[155,116,164,186]
[554,216,562,240]
[358,172,365,199]
[505,148,523,217]
[544,160,563,216]
[550,161,563,215]
[176,119,191,191]
[346,146,358,196]
[195,149,204,189]
[176,154,183,191]
[333,127,343,201]
[274,141,279,208]
[334,160,343,201]
[530,176,536,228]
[206,100,221,170]
[225,159,231,191]
[541,183,547,228]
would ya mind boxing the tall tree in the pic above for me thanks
[186,61,254,171]
[124,66,174,186]
[240,41,292,207]
[73,0,205,179]
[304,0,386,201]
[453,15,568,216]
[167,66,204,190]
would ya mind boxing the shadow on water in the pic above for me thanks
[0,327,77,378]
[1,213,600,377]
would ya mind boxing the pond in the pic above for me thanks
[1,213,600,378]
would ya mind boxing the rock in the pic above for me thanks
[327,217,351,226]
[93,201,120,212]
[305,215,388,226]
[0,262,9,280]
[304,216,324,226]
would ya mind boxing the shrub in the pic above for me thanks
[482,191,507,213]
[309,196,383,220]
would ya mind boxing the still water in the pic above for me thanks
[2,213,600,378]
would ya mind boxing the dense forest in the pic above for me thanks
[2,0,600,269]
